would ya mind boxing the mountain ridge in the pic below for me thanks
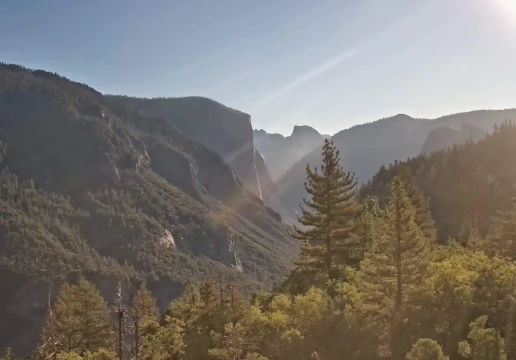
[275,109,516,217]
[0,63,296,353]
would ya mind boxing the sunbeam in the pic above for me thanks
[249,49,358,112]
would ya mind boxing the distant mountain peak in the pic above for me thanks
[291,125,321,137]
[388,113,414,122]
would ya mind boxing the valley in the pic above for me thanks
[0,63,515,360]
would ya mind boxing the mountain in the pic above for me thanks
[361,120,516,244]
[107,95,294,224]
[0,64,296,353]
[421,122,487,154]
[253,125,324,182]
[276,110,516,216]
[107,96,271,200]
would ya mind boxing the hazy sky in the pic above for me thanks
[1,0,515,135]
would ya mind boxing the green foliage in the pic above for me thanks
[362,120,516,243]
[50,279,113,353]
[294,139,360,281]
[484,198,516,259]
[57,349,117,360]
[397,165,437,243]
[0,63,297,354]
[57,352,84,360]
[138,317,185,360]
[458,316,506,360]
[132,283,159,324]
[208,322,258,360]
[406,339,448,360]
[0,348,15,360]
[352,195,384,255]
[357,176,430,357]
[132,283,160,359]
[0,169,126,278]
[6,64,516,360]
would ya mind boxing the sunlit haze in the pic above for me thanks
[1,0,515,135]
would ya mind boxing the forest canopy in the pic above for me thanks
[10,122,516,360]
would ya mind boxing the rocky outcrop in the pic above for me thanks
[108,96,263,198]
[228,235,242,272]
[144,139,202,201]
[253,125,324,182]
[158,230,176,249]
[99,152,120,183]
[253,148,293,222]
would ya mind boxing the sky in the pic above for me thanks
[1,0,516,135]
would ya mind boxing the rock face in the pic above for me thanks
[158,230,176,249]
[252,148,294,223]
[108,96,262,198]
[99,152,120,184]
[0,64,297,354]
[253,125,324,182]
[108,96,291,218]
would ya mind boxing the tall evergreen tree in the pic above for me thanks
[208,322,264,360]
[358,176,430,358]
[280,243,327,295]
[294,139,360,280]
[458,316,507,360]
[353,195,384,255]
[132,283,159,360]
[0,348,15,360]
[485,197,516,260]
[50,278,113,354]
[397,165,437,243]
[132,283,159,323]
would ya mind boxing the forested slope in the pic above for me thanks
[361,120,516,243]
[0,63,296,353]
[21,125,516,360]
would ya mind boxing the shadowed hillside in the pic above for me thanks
[0,63,297,353]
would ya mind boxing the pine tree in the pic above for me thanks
[225,283,245,316]
[208,322,261,360]
[0,348,15,360]
[458,316,507,360]
[51,278,113,353]
[485,197,516,260]
[199,276,219,311]
[294,139,360,280]
[39,289,58,360]
[132,283,159,360]
[353,195,384,254]
[358,176,430,358]
[465,227,484,252]
[406,339,448,360]
[398,165,437,243]
[280,243,327,295]
[112,282,125,360]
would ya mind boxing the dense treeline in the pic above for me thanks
[8,124,516,359]
[361,120,516,243]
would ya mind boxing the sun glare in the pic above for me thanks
[492,0,516,32]
[504,0,516,10]
[497,0,516,14]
